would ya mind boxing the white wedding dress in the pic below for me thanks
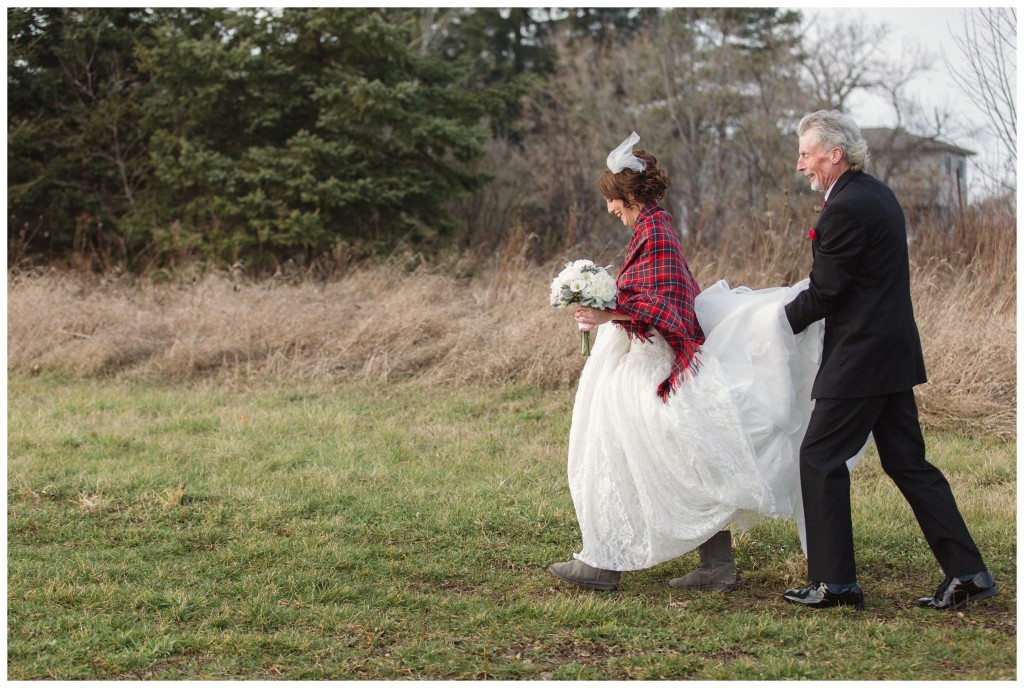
[567,279,864,571]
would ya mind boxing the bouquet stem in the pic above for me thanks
[580,330,592,357]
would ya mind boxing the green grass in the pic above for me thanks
[7,374,1016,679]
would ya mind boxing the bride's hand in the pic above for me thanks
[575,306,611,330]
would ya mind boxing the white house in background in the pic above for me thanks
[861,128,975,219]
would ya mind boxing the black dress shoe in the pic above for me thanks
[918,570,998,610]
[783,582,864,610]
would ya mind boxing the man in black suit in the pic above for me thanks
[781,110,997,611]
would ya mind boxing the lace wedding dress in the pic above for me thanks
[567,279,863,571]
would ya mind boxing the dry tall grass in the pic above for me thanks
[6,257,584,393]
[7,209,1016,440]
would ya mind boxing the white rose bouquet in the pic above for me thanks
[549,259,618,356]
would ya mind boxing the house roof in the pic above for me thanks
[861,128,976,157]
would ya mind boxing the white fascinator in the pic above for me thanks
[606,131,646,174]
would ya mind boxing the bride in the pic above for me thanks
[548,132,859,592]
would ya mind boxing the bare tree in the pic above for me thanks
[799,14,895,111]
[946,7,1016,191]
[800,12,939,125]
[407,8,460,55]
[492,9,811,254]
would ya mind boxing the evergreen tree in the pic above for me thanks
[138,8,512,265]
[9,8,515,268]
[8,8,161,262]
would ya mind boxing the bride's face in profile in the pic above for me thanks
[605,197,640,228]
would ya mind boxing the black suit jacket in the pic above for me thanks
[785,170,927,399]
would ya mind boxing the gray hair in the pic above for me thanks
[798,110,870,172]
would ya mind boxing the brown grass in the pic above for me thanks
[7,210,1015,440]
[6,257,585,393]
[911,259,1016,439]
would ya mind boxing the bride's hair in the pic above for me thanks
[598,151,671,207]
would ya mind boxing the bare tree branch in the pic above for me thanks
[945,7,1016,187]
[800,14,894,110]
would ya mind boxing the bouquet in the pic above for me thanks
[549,259,618,356]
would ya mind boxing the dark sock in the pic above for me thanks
[956,571,984,582]
[825,582,858,594]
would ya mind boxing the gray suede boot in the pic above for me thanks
[668,530,737,591]
[549,559,622,591]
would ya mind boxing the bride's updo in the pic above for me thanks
[598,151,671,206]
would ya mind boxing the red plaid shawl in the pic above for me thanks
[613,202,704,401]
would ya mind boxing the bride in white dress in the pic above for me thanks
[549,133,860,592]
[567,279,819,571]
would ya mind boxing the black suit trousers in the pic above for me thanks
[800,390,986,583]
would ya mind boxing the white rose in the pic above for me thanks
[560,266,581,283]
[549,281,563,303]
[595,278,617,303]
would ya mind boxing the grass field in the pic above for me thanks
[7,373,1015,680]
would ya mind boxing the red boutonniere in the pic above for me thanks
[808,229,817,241]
